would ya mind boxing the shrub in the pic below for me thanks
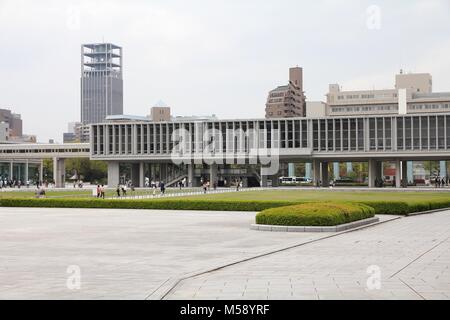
[359,201,410,215]
[359,199,450,215]
[255,202,375,226]
[0,198,298,212]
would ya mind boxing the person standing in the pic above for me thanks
[101,185,105,199]
[160,181,165,195]
[96,185,101,198]
[116,185,121,197]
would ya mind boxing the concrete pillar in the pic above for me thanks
[131,163,140,186]
[25,160,29,183]
[401,161,408,188]
[333,162,340,180]
[9,161,13,179]
[53,157,65,188]
[305,162,312,179]
[271,172,280,187]
[209,163,218,185]
[107,161,120,187]
[139,162,145,187]
[160,163,167,183]
[260,165,268,187]
[369,160,383,188]
[346,162,353,174]
[368,159,376,188]
[39,160,43,184]
[313,159,320,187]
[321,161,329,187]
[288,163,295,177]
[440,161,447,178]
[407,161,414,184]
[394,159,401,188]
[188,164,194,187]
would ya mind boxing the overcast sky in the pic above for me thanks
[1,0,449,142]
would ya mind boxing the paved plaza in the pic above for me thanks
[0,207,448,300]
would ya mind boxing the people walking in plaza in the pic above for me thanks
[116,185,121,197]
[96,185,101,198]
[203,182,207,194]
[100,185,105,199]
[122,184,127,196]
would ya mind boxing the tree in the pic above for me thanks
[65,158,107,184]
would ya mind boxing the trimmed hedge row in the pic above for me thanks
[0,198,299,212]
[1,197,450,216]
[255,202,375,226]
[359,200,450,215]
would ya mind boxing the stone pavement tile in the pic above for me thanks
[166,211,450,300]
[419,292,449,300]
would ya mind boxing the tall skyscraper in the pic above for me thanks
[81,43,123,125]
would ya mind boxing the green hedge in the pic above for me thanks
[359,200,450,215]
[255,202,375,226]
[1,197,450,216]
[0,198,299,212]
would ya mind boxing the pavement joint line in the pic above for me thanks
[389,235,450,279]
[144,277,172,300]
[397,278,426,300]
[158,215,403,300]
[406,207,450,216]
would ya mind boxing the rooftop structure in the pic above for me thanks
[326,72,450,116]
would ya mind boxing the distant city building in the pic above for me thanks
[0,108,36,143]
[63,132,77,143]
[9,135,37,143]
[326,72,449,116]
[306,101,327,118]
[0,108,23,137]
[0,122,9,142]
[63,121,90,143]
[265,67,306,118]
[149,101,171,122]
[81,43,123,125]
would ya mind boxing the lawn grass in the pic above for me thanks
[175,189,450,204]
[0,187,202,199]
[1,188,450,216]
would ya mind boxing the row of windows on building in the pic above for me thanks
[92,121,310,156]
[91,115,450,156]
[330,102,450,113]
[313,115,450,151]
[408,103,450,110]
[330,104,398,113]
[336,93,397,100]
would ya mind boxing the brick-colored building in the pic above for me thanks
[265,67,306,118]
